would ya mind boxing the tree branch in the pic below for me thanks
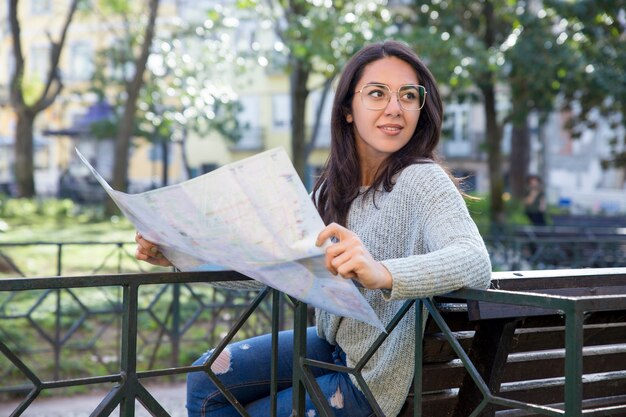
[34,0,80,112]
[305,75,334,159]
[8,0,25,109]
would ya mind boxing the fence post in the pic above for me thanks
[292,300,308,417]
[171,283,181,369]
[56,243,63,276]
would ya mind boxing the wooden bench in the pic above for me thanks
[399,268,626,417]
[550,215,626,228]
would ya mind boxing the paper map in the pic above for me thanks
[77,147,384,330]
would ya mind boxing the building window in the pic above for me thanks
[272,93,290,131]
[31,0,52,15]
[232,95,262,150]
[308,88,333,148]
[29,45,50,81]
[69,42,94,81]
[443,102,473,158]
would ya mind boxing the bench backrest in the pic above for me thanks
[400,269,626,417]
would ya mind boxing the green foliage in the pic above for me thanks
[0,198,91,224]
[0,198,136,240]
[466,193,534,234]
[88,1,245,152]
[544,0,625,169]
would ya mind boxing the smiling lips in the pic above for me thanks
[378,124,403,135]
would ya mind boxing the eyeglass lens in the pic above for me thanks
[360,84,425,111]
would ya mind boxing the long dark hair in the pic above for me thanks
[312,40,444,226]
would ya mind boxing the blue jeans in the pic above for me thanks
[186,327,374,417]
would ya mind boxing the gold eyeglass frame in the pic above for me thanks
[355,83,427,111]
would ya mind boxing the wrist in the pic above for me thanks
[376,263,393,290]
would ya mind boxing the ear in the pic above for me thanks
[346,114,353,123]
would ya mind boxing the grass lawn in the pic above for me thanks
[0,199,157,277]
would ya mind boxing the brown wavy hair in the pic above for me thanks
[312,40,444,226]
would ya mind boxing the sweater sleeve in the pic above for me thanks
[380,165,492,300]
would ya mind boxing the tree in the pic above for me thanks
[109,0,159,214]
[504,8,574,200]
[90,3,244,189]
[402,1,572,224]
[79,0,159,214]
[138,39,244,186]
[8,0,81,197]
[214,0,390,184]
[546,0,626,179]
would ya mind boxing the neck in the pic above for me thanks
[360,160,383,186]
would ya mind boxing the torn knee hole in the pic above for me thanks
[210,348,232,375]
[329,386,344,409]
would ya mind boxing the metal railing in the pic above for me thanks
[2,232,624,277]
[0,241,145,277]
[2,268,626,416]
[0,271,290,400]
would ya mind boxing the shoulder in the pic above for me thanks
[395,162,456,191]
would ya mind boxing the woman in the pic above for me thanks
[136,40,492,417]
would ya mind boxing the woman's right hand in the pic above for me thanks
[135,232,173,267]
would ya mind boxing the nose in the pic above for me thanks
[385,92,403,116]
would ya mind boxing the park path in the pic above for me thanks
[0,383,186,417]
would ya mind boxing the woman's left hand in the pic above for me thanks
[316,222,392,290]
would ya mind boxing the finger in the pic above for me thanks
[330,249,353,271]
[325,235,362,258]
[336,257,360,279]
[136,244,154,258]
[136,235,159,254]
[336,265,356,279]
[324,251,338,275]
[316,223,350,246]
[136,248,172,267]
[135,247,148,261]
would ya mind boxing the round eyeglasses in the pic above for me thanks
[355,83,427,111]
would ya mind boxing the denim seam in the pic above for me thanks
[200,378,293,416]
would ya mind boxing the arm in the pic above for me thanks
[316,223,392,290]
[315,166,491,298]
[380,171,492,300]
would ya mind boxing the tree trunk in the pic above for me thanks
[14,110,36,197]
[290,58,310,187]
[305,76,334,158]
[107,0,160,215]
[481,0,505,227]
[509,111,530,201]
[161,138,169,187]
[483,84,505,226]
[8,0,79,198]
[179,128,193,179]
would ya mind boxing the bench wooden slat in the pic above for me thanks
[399,271,626,417]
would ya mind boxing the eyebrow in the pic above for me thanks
[364,81,421,86]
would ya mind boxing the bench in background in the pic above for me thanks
[399,268,626,417]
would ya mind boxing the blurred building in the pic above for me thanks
[0,0,624,213]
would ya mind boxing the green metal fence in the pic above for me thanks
[2,268,626,416]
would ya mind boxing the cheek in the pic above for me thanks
[407,113,421,133]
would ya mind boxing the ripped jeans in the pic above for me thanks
[186,327,374,417]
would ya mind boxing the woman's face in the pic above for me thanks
[348,56,422,168]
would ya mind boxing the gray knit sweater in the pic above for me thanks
[315,162,492,416]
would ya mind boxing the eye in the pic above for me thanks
[368,88,386,99]
[400,87,419,101]
[363,84,388,100]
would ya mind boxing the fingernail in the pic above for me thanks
[150,247,157,254]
